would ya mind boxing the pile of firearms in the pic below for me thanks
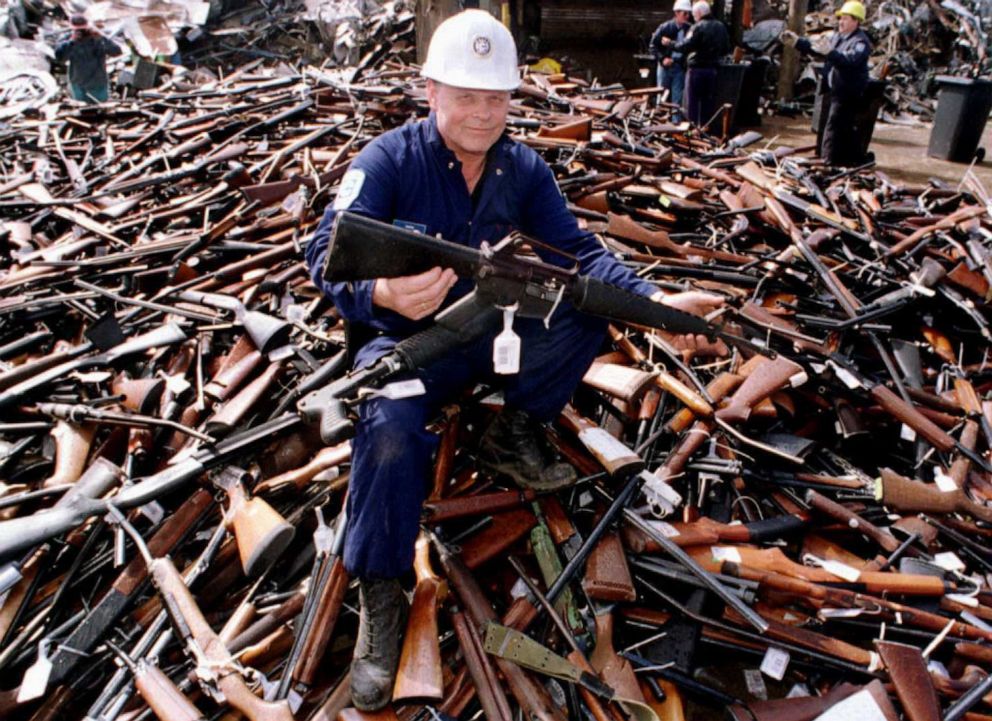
[3,42,992,721]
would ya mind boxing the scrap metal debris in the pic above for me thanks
[3,17,992,721]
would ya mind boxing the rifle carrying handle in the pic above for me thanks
[320,399,353,445]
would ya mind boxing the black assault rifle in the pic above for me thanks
[296,212,763,443]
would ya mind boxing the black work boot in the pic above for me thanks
[350,578,408,711]
[478,408,577,491]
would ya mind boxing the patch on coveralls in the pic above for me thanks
[854,42,866,53]
[472,35,492,57]
[393,219,427,234]
[333,169,365,210]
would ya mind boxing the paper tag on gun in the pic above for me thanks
[371,380,426,400]
[493,305,521,375]
[760,647,790,681]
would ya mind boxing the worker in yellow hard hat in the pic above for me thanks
[782,0,872,166]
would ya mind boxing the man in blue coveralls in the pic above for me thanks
[306,9,723,711]
[649,0,693,121]
[783,1,872,166]
[54,15,122,103]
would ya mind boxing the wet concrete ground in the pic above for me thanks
[756,113,992,190]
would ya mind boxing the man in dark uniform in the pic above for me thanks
[54,15,122,103]
[662,1,729,129]
[784,1,872,166]
[306,9,724,712]
[649,0,693,121]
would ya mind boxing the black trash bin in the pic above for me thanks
[735,56,770,127]
[711,61,747,134]
[813,75,887,162]
[927,76,992,163]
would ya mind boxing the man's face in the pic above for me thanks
[426,80,511,159]
[675,9,690,23]
[837,14,858,33]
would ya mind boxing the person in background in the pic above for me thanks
[783,1,871,166]
[54,15,121,102]
[305,9,724,712]
[662,0,730,129]
[649,0,693,121]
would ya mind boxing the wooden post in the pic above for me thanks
[776,0,808,100]
[415,0,462,65]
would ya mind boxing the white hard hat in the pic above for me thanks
[421,10,520,91]
[673,0,693,12]
[692,0,712,15]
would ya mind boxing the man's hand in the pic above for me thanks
[373,267,457,320]
[780,29,799,47]
[651,290,729,360]
[652,290,725,317]
[661,36,673,46]
[662,57,674,67]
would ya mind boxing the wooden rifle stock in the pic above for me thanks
[43,420,96,488]
[458,508,536,569]
[715,356,806,425]
[422,488,538,523]
[588,609,645,702]
[205,361,284,435]
[700,545,949,595]
[203,349,263,402]
[429,405,460,500]
[559,404,644,478]
[879,467,992,524]
[254,441,351,494]
[393,534,444,701]
[292,560,347,688]
[726,682,860,721]
[112,375,166,414]
[668,371,741,433]
[722,605,875,667]
[450,606,513,721]
[213,467,294,577]
[432,538,567,721]
[583,362,656,403]
[876,641,941,721]
[948,420,980,486]
[114,648,205,721]
[146,557,295,721]
[870,384,957,453]
[804,490,902,554]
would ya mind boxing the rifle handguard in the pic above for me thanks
[572,277,712,338]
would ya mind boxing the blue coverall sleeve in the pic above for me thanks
[520,157,657,298]
[54,39,71,62]
[101,37,122,57]
[673,27,698,54]
[649,23,666,58]
[826,38,869,68]
[305,139,398,324]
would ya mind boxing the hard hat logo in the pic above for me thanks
[472,36,492,57]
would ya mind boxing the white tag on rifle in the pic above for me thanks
[375,379,426,400]
[18,642,52,703]
[493,305,521,375]
[760,647,790,681]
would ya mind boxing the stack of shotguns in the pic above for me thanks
[2,37,992,721]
